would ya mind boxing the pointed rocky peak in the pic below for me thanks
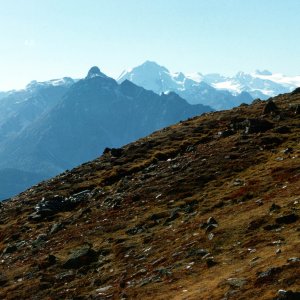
[86,66,107,79]
[119,79,144,97]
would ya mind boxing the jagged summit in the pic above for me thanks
[86,66,107,79]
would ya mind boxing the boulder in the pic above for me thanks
[275,213,299,224]
[230,118,273,134]
[63,246,98,269]
[276,289,300,300]
[263,100,278,114]
[30,190,90,221]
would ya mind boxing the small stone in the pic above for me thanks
[287,257,300,263]
[0,272,8,285]
[227,277,247,288]
[255,199,263,206]
[282,148,293,154]
[269,203,281,212]
[248,248,256,253]
[205,224,218,232]
[2,244,17,255]
[233,178,244,186]
[273,126,291,134]
[205,257,217,267]
[208,233,214,240]
[207,217,218,226]
[276,249,282,254]
[96,285,113,293]
[276,289,300,300]
[50,223,64,235]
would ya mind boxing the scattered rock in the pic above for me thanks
[255,199,263,206]
[165,209,180,224]
[248,218,266,230]
[32,234,47,248]
[233,178,244,186]
[207,233,214,240]
[126,225,145,235]
[38,254,57,269]
[201,217,218,234]
[149,211,169,222]
[103,194,123,209]
[187,248,209,258]
[96,285,113,294]
[205,224,218,232]
[207,217,218,226]
[275,213,299,225]
[55,270,75,281]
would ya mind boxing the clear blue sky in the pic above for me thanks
[0,0,299,90]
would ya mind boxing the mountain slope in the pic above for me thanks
[118,61,253,110]
[0,67,212,198]
[0,90,299,299]
[0,78,74,140]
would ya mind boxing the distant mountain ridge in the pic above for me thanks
[0,67,212,199]
[118,61,300,109]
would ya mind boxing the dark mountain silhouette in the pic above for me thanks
[0,67,212,199]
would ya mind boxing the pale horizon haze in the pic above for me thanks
[0,0,299,90]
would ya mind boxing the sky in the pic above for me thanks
[0,0,299,90]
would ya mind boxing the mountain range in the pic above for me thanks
[0,67,211,199]
[1,62,299,199]
[118,61,300,109]
[0,89,299,299]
